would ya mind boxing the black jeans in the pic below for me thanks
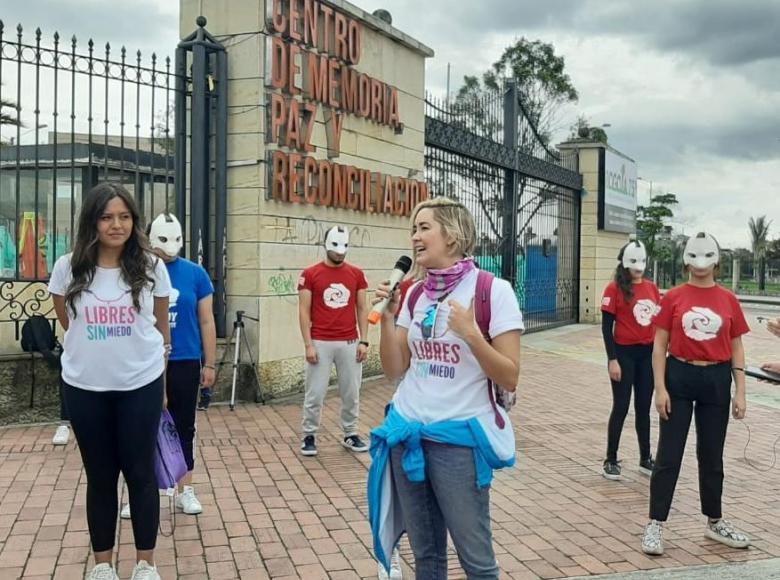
[606,344,653,462]
[649,358,732,521]
[166,360,201,471]
[64,376,163,552]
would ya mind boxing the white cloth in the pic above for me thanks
[48,253,171,391]
[393,269,524,443]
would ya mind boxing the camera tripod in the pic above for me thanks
[215,310,264,410]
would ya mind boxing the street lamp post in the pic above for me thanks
[9,123,48,145]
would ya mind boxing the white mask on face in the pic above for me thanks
[683,233,719,269]
[621,241,647,274]
[324,226,349,256]
[149,213,183,257]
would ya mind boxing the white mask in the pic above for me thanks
[621,241,647,274]
[324,226,349,255]
[683,233,719,269]
[149,213,183,257]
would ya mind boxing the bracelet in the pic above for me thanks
[731,367,745,372]
[358,340,369,347]
[203,364,216,370]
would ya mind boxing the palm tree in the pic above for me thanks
[1,93,22,146]
[748,215,772,286]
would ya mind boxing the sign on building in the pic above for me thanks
[598,148,637,233]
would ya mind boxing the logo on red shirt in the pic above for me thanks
[633,299,658,327]
[323,283,350,309]
[682,307,722,341]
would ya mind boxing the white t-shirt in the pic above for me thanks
[48,253,171,392]
[393,269,524,427]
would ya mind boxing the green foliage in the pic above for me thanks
[637,193,679,261]
[748,215,772,258]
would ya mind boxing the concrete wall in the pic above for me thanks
[180,0,432,396]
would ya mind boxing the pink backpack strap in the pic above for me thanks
[406,281,425,318]
[474,271,505,429]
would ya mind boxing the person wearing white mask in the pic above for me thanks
[600,240,660,480]
[642,232,750,556]
[297,225,369,456]
[120,212,216,519]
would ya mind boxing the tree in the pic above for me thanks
[637,193,679,264]
[766,237,780,261]
[748,215,772,289]
[455,38,578,145]
[568,114,608,144]
[443,39,579,259]
[152,101,175,155]
[1,91,23,145]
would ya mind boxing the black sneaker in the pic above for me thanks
[602,459,622,480]
[301,435,317,456]
[639,456,655,476]
[197,387,212,411]
[342,435,369,453]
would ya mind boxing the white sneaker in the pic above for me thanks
[378,548,403,579]
[85,563,119,580]
[52,425,70,445]
[120,503,131,520]
[130,560,161,580]
[706,518,750,548]
[176,486,203,515]
[641,520,664,555]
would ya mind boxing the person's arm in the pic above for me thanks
[198,295,217,387]
[298,289,318,364]
[51,294,69,331]
[356,288,368,363]
[602,312,622,382]
[731,336,747,419]
[653,328,671,420]
[447,300,521,389]
[375,281,410,381]
[154,296,171,348]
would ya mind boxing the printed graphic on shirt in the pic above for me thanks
[410,339,461,379]
[602,296,612,307]
[633,299,658,327]
[682,306,723,341]
[323,283,350,309]
[168,287,180,328]
[83,289,136,340]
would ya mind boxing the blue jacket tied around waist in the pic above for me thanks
[367,405,515,572]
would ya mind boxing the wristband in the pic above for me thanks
[203,364,215,370]
[731,367,745,373]
[358,340,369,347]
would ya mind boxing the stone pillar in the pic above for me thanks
[180,0,433,396]
[557,141,632,324]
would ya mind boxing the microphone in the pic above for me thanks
[368,255,413,324]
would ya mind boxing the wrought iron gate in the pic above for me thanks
[0,18,229,347]
[424,80,582,332]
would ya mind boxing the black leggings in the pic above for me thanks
[166,360,201,472]
[606,344,653,462]
[64,376,163,552]
[649,358,732,521]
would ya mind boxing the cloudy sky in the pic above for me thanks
[3,0,778,248]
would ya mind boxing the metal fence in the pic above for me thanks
[424,80,582,332]
[0,21,179,345]
[654,255,780,297]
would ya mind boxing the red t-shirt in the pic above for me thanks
[601,279,661,345]
[655,284,749,362]
[298,261,368,341]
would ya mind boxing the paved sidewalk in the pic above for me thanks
[1,309,779,579]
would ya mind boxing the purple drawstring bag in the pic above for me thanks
[154,410,188,490]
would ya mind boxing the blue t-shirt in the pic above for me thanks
[167,258,214,361]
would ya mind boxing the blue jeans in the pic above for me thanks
[390,441,498,579]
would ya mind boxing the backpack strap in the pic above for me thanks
[473,271,505,429]
[406,281,425,319]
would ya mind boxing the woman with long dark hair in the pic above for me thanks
[600,240,660,480]
[641,232,750,556]
[48,183,171,580]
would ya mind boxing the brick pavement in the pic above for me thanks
[1,309,779,579]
